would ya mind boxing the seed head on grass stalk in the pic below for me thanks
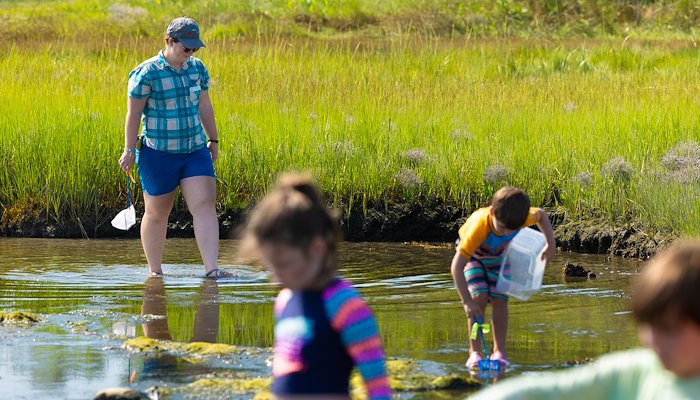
[395,168,423,189]
[603,157,634,184]
[330,140,358,156]
[483,165,509,186]
[661,140,700,172]
[563,100,577,113]
[449,128,470,142]
[574,171,594,188]
[400,149,429,165]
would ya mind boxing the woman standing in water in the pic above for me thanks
[118,17,228,278]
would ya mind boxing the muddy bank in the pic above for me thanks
[0,199,676,259]
[554,217,677,259]
[340,200,676,259]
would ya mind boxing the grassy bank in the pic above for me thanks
[3,0,700,41]
[1,1,700,238]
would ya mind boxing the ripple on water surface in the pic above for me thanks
[0,238,647,399]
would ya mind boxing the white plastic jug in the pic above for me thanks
[496,227,547,301]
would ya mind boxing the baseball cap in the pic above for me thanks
[166,17,206,49]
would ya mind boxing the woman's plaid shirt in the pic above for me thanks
[128,51,210,154]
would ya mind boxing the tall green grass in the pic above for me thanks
[4,0,700,41]
[1,24,700,235]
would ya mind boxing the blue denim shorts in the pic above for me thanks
[136,144,215,196]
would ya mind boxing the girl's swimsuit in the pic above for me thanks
[272,277,391,399]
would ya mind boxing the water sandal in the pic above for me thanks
[204,268,232,279]
[489,351,509,367]
[466,352,483,369]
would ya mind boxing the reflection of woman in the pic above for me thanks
[133,277,220,381]
[118,17,228,278]
[141,277,220,342]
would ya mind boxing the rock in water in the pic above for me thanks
[0,311,42,324]
[563,262,589,277]
[93,387,142,400]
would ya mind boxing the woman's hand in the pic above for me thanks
[208,141,218,162]
[119,150,135,173]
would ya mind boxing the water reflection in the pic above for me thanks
[141,277,219,342]
[0,238,647,399]
[470,369,505,384]
[129,277,221,384]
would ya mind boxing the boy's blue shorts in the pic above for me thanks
[136,144,215,196]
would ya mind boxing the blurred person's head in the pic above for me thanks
[632,240,700,377]
[243,173,341,291]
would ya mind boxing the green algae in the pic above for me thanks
[188,377,271,392]
[185,342,239,356]
[157,376,272,400]
[67,320,90,334]
[351,359,480,398]
[123,337,240,358]
[0,311,42,324]
[147,358,477,400]
[429,375,481,390]
[123,337,166,352]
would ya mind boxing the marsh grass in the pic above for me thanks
[4,0,700,41]
[1,4,700,236]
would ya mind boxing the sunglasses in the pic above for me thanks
[173,39,199,53]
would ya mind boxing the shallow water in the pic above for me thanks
[0,238,645,399]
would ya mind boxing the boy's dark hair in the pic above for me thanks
[242,173,342,282]
[632,240,700,327]
[491,186,531,230]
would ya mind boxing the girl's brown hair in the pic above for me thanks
[631,240,700,327]
[242,173,342,279]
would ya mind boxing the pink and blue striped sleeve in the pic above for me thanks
[323,279,392,400]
